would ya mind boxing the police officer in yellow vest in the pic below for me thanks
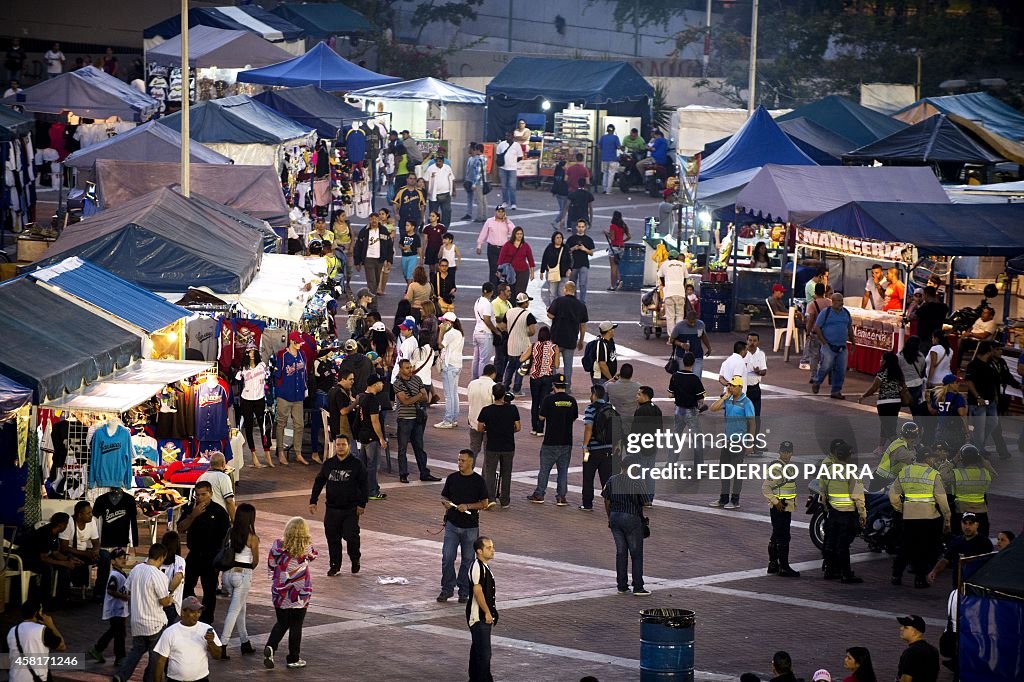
[762,441,800,577]
[889,449,951,588]
[821,440,866,584]
[872,422,920,490]
[950,444,994,538]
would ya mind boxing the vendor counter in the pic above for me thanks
[845,305,902,373]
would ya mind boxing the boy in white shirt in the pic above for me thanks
[87,548,130,665]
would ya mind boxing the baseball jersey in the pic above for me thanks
[194,381,230,441]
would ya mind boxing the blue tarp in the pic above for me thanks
[699,106,816,180]
[896,92,1024,143]
[0,105,34,141]
[960,537,1024,682]
[29,257,190,333]
[145,6,303,42]
[159,95,314,144]
[0,66,158,122]
[270,3,372,38]
[775,95,908,148]
[254,85,370,139]
[776,117,857,164]
[804,202,1024,257]
[147,25,295,69]
[237,42,400,91]
[485,57,653,140]
[0,374,31,416]
[349,77,486,105]
[0,279,142,402]
[845,114,1002,164]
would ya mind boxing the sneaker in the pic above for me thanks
[485,501,497,509]
[708,499,726,508]
[633,588,652,596]
[500,504,511,509]
[526,494,545,504]
[530,431,542,436]
[830,393,845,400]
[287,660,308,669]
[433,421,452,428]
[458,595,469,603]
[436,592,452,602]
[327,567,341,577]
[510,204,517,210]
[369,493,387,500]
[811,383,820,394]
[263,646,275,669]
[86,648,105,664]
[798,362,810,370]
[578,505,593,511]
[555,496,568,506]
[617,587,630,594]
[724,500,741,509]
[440,422,457,429]
[399,476,409,483]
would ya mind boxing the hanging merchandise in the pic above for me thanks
[195,374,231,441]
[88,420,134,488]
[92,487,139,548]
[185,316,219,361]
[345,125,367,163]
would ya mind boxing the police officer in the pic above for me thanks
[950,444,994,538]
[817,438,844,577]
[873,422,920,490]
[820,440,866,584]
[889,449,951,588]
[762,441,799,577]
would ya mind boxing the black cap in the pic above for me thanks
[779,441,794,452]
[961,512,979,523]
[552,373,567,386]
[366,374,384,387]
[897,615,926,633]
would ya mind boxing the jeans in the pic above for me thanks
[499,168,517,206]
[601,160,617,194]
[717,447,744,501]
[402,254,418,281]
[431,195,452,228]
[559,347,576,392]
[610,511,645,591]
[801,333,821,372]
[94,615,126,660]
[484,450,515,506]
[570,266,590,303]
[581,450,613,508]
[466,183,483,221]
[472,335,494,380]
[469,429,485,458]
[553,194,568,226]
[469,621,494,682]
[183,552,219,625]
[356,440,382,495]
[547,277,566,300]
[814,343,848,395]
[533,445,571,499]
[672,407,704,465]
[310,390,328,457]
[493,343,509,384]
[502,357,524,393]
[324,506,361,570]
[266,607,307,664]
[397,418,430,479]
[116,632,162,682]
[969,402,998,449]
[442,365,461,423]
[440,522,479,598]
[747,384,762,441]
[221,568,252,645]
[529,375,553,432]
[275,397,304,456]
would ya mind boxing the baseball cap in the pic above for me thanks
[399,319,418,332]
[109,548,128,560]
[366,374,384,387]
[772,283,785,293]
[942,373,958,385]
[344,339,359,352]
[552,373,567,386]
[515,293,532,304]
[181,596,204,612]
[812,670,831,682]
[728,375,744,387]
[287,331,304,346]
[495,204,506,211]
[897,615,926,633]
[440,312,458,322]
[598,321,618,333]
[366,351,380,362]
[355,287,374,301]
[961,512,978,523]
[370,321,386,332]
[668,249,679,258]
[779,440,794,452]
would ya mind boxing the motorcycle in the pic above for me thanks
[806,480,899,554]
[614,152,644,193]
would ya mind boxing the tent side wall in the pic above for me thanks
[959,592,1024,682]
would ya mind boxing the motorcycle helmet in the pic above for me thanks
[958,444,981,464]
[900,422,920,440]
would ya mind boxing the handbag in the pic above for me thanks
[482,180,492,195]
[642,516,651,539]
[939,616,956,657]
[547,247,564,282]
[899,383,913,407]
[213,529,235,571]
[665,354,680,374]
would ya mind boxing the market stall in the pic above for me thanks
[254,85,371,139]
[0,374,33,526]
[237,42,399,91]
[1,66,159,122]
[0,105,36,236]
[144,5,306,56]
[775,95,908,148]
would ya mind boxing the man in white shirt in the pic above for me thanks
[394,319,420,380]
[58,500,100,593]
[196,452,235,519]
[471,283,498,380]
[44,43,65,78]
[152,596,222,682]
[744,332,767,451]
[3,80,23,98]
[6,602,65,682]
[116,544,174,682]
[423,155,456,227]
[496,131,524,210]
[467,365,498,457]
[658,249,689,334]
[719,340,749,393]
[861,263,888,310]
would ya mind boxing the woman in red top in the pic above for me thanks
[605,210,631,290]
[497,226,535,298]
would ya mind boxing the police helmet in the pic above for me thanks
[900,422,920,439]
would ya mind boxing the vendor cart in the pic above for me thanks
[640,287,666,339]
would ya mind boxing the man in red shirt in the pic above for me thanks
[565,153,591,194]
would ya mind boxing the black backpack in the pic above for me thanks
[591,402,623,447]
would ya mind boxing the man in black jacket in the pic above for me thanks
[178,480,230,625]
[310,434,369,576]
[353,214,394,297]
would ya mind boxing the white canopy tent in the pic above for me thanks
[41,359,210,413]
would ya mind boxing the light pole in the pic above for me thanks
[703,0,712,78]
[746,0,759,117]
[180,0,190,197]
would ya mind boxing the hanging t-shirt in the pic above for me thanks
[195,381,230,441]
[93,491,139,548]
[132,433,159,463]
[217,318,235,376]
[89,425,133,488]
[346,128,368,163]
[261,327,288,364]
[185,317,218,362]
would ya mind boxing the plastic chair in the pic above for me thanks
[767,298,802,355]
[2,538,34,604]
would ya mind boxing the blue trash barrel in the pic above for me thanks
[619,242,646,291]
[640,608,695,681]
[700,282,733,333]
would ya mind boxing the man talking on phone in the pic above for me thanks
[438,450,490,604]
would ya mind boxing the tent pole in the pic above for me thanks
[180,0,190,198]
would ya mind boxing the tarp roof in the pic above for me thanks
[145,6,303,42]
[159,95,314,144]
[0,105,34,141]
[946,180,1024,204]
[487,57,653,104]
[237,42,400,91]
[804,202,1024,257]
[965,536,1024,598]
[34,187,262,294]
[94,159,290,228]
[0,279,141,402]
[29,257,190,333]
[41,359,210,413]
[146,25,296,69]
[0,374,32,418]
[695,168,760,211]
[948,114,1024,164]
[63,120,231,171]
[237,253,326,322]
[270,3,372,38]
[699,106,816,180]
[775,95,908,148]
[845,114,1002,164]
[188,191,281,253]
[776,117,857,162]
[0,66,159,122]
[253,85,371,139]
[735,164,950,224]
[894,92,1024,143]
[349,77,486,105]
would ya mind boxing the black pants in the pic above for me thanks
[493,342,509,385]
[484,450,515,507]
[747,384,762,444]
[240,397,267,452]
[183,552,219,625]
[529,376,553,433]
[769,506,792,543]
[267,607,307,664]
[893,517,943,578]
[877,402,901,443]
[469,622,494,682]
[95,615,126,659]
[486,244,501,285]
[581,451,613,509]
[29,563,70,609]
[324,506,361,570]
[824,509,859,576]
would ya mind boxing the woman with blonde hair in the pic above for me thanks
[264,517,318,670]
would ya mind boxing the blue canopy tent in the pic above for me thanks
[699,106,816,180]
[485,57,653,140]
[146,25,296,69]
[776,117,857,165]
[959,537,1024,682]
[0,66,158,122]
[349,77,486,105]
[0,105,34,141]
[144,6,304,54]
[236,42,400,91]
[0,374,31,418]
[270,3,372,38]
[844,114,1003,165]
[775,95,908,148]
[254,85,371,139]
[895,91,1024,143]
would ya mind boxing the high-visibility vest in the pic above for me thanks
[769,459,797,499]
[952,467,991,504]
[876,438,909,479]
[899,463,937,504]
[824,478,855,511]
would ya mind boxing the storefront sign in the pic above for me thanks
[796,228,910,262]
[852,323,894,351]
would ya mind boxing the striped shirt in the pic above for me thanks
[126,563,169,636]
[601,473,649,515]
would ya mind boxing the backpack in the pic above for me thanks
[581,339,599,374]
[591,402,622,447]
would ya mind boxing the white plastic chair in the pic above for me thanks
[2,537,35,604]
[767,298,802,356]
